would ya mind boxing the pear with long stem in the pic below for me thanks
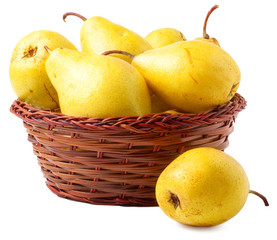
[156,147,269,226]
[63,12,152,62]
[101,5,241,113]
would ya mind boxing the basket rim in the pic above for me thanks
[10,93,246,133]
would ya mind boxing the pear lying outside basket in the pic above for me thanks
[10,93,246,206]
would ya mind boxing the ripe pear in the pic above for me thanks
[63,12,152,63]
[156,147,269,226]
[9,30,77,110]
[145,28,186,48]
[129,40,240,113]
[195,5,220,46]
[45,48,151,118]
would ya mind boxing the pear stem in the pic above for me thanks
[249,190,269,206]
[203,5,219,39]
[44,46,51,54]
[63,12,87,22]
[101,50,135,60]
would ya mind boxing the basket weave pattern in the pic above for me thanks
[10,93,246,206]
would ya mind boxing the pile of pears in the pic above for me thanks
[10,5,241,117]
[9,6,269,227]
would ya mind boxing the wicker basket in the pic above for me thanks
[10,93,246,206]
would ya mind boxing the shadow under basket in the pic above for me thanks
[10,93,246,206]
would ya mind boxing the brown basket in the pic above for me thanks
[10,93,246,206]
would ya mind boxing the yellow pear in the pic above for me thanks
[45,48,151,118]
[126,40,240,113]
[63,12,152,62]
[156,147,269,226]
[195,5,220,46]
[9,30,77,110]
[145,28,186,48]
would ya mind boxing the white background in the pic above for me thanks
[1,0,276,239]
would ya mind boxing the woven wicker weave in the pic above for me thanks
[10,93,246,206]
